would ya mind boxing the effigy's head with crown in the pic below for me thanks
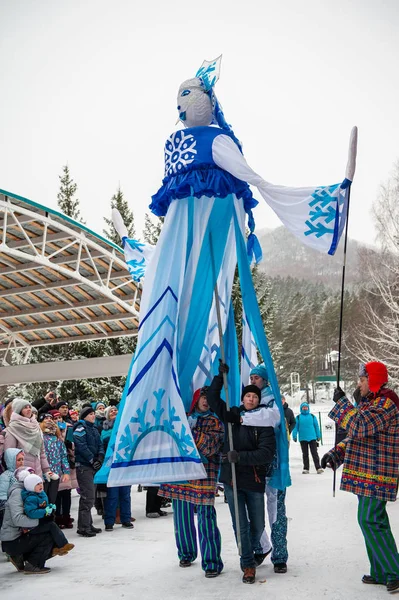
[176,56,222,128]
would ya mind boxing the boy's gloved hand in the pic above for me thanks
[227,450,239,463]
[218,360,229,375]
[45,505,54,516]
[93,460,102,471]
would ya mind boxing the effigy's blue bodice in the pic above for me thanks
[150,126,258,217]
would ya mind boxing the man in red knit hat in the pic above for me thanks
[322,361,399,593]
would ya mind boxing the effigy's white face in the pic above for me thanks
[177,78,213,127]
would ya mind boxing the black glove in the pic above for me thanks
[39,514,54,524]
[333,387,346,403]
[227,450,239,463]
[321,453,335,470]
[218,360,229,375]
[92,460,102,471]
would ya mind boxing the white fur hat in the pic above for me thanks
[24,474,43,492]
[14,467,34,482]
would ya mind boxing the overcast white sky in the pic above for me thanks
[1,0,398,245]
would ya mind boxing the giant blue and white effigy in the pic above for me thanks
[96,56,356,489]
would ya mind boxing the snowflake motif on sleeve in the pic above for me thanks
[164,131,197,177]
[304,184,345,238]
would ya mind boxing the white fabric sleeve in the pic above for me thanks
[122,237,155,283]
[240,405,281,429]
[212,135,265,187]
[212,134,347,255]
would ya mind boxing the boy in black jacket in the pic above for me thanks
[73,407,104,537]
[206,362,276,584]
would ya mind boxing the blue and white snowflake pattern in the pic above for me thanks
[123,238,147,282]
[164,130,197,177]
[126,257,145,282]
[304,184,345,239]
[115,388,198,464]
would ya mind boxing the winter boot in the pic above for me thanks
[387,580,399,592]
[64,515,74,529]
[317,468,324,474]
[242,567,256,584]
[55,514,65,529]
[90,525,102,534]
[24,562,51,575]
[9,555,24,572]
[254,547,272,567]
[274,563,288,573]
[52,543,75,557]
[302,469,309,474]
[77,529,96,537]
[362,575,384,585]
[179,559,192,568]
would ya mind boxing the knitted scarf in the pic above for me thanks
[6,412,43,457]
[102,418,115,432]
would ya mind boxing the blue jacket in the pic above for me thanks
[21,489,48,519]
[292,403,321,442]
[73,419,104,467]
[100,419,114,453]
[0,448,22,501]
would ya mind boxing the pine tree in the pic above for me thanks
[57,165,81,220]
[143,213,164,245]
[103,186,135,244]
[231,264,279,366]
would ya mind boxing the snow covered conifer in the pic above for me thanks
[57,164,81,220]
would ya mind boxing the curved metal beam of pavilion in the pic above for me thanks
[0,189,140,367]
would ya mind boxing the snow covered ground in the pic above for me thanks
[2,442,399,599]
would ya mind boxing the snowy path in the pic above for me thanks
[2,443,399,599]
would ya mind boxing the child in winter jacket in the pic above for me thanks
[0,449,24,526]
[21,473,74,555]
[21,474,56,519]
[292,402,323,474]
[40,414,72,524]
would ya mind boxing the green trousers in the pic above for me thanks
[357,495,399,583]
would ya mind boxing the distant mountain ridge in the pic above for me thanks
[256,226,366,287]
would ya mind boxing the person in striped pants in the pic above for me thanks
[322,361,399,593]
[159,388,224,578]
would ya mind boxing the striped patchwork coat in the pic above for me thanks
[327,392,399,502]
[159,413,224,506]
